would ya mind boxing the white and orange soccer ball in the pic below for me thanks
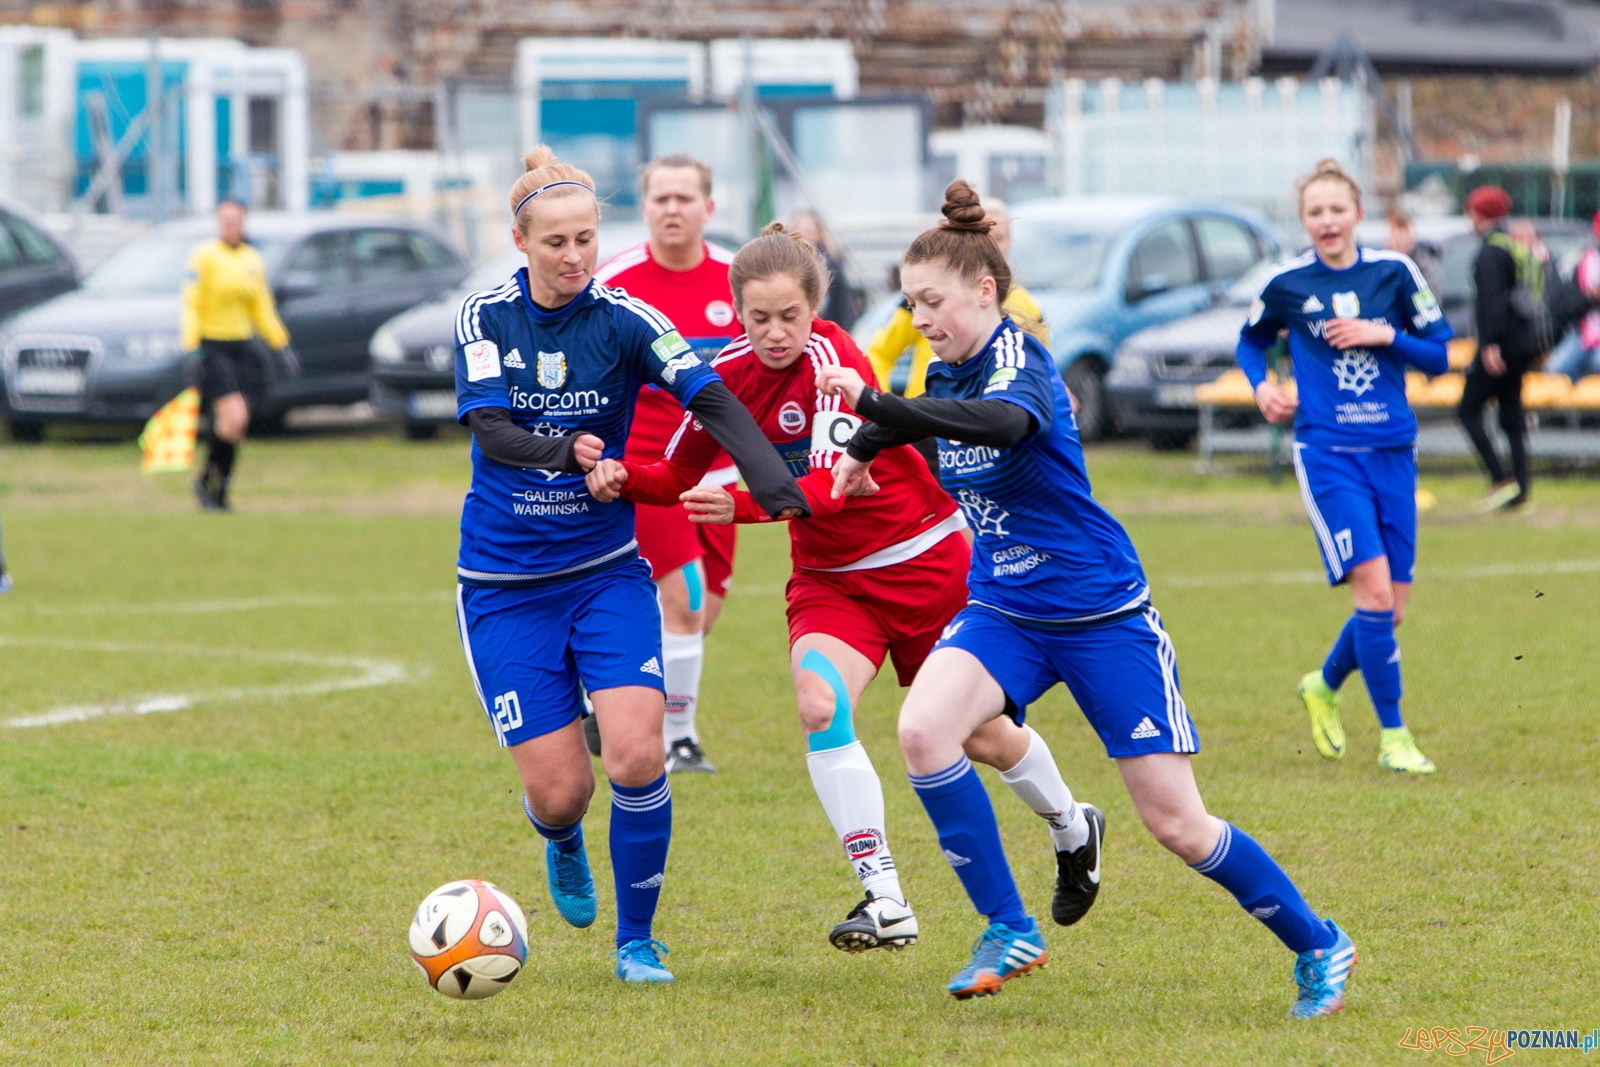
[409,879,529,1000]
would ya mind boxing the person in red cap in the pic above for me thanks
[1458,185,1538,510]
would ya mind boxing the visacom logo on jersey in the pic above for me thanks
[536,350,566,388]
[777,400,808,435]
[705,300,735,328]
[1331,291,1361,319]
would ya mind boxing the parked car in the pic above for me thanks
[850,196,1281,440]
[1105,257,1281,450]
[369,224,744,439]
[1,213,468,441]
[0,197,77,322]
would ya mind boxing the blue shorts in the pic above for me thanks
[1291,443,1417,586]
[933,605,1199,759]
[454,559,664,747]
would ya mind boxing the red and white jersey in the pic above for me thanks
[594,241,738,465]
[662,319,963,572]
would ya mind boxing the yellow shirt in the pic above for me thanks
[866,285,1050,397]
[180,238,290,353]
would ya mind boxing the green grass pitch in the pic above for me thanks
[0,431,1595,1065]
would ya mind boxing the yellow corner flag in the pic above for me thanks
[139,387,200,473]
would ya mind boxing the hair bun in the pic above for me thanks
[523,146,558,172]
[1312,157,1345,178]
[940,179,993,233]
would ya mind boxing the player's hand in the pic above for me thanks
[830,453,880,499]
[1254,380,1298,425]
[680,485,735,524]
[585,458,628,502]
[572,433,604,472]
[1481,343,1506,377]
[1323,318,1396,350]
[1067,387,1079,415]
[816,365,868,408]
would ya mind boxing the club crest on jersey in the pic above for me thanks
[1331,291,1361,319]
[705,300,735,328]
[778,400,807,435]
[1302,294,1324,313]
[535,351,565,388]
[651,330,693,362]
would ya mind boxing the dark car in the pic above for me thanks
[1,213,468,440]
[0,198,77,322]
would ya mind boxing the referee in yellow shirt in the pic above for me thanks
[866,197,1049,397]
[181,198,290,510]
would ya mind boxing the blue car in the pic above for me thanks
[854,196,1280,440]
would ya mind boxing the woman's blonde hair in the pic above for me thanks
[728,222,831,311]
[509,145,597,232]
[1297,157,1362,214]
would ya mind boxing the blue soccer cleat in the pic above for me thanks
[1289,921,1357,1018]
[615,938,674,984]
[947,917,1048,999]
[545,839,597,929]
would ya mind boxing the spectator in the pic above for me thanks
[1548,212,1600,380]
[1385,209,1441,292]
[1457,186,1537,511]
[789,210,858,327]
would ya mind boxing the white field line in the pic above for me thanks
[0,637,419,728]
[1156,557,1600,589]
[14,590,454,616]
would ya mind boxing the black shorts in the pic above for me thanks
[199,339,262,409]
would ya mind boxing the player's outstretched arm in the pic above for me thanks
[816,363,1035,448]
[684,380,809,519]
[468,409,603,473]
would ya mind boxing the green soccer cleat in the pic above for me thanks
[1379,727,1436,775]
[1298,670,1345,760]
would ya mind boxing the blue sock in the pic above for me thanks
[523,794,584,854]
[1191,822,1335,953]
[609,775,672,947]
[1354,608,1404,729]
[908,757,1027,927]
[1321,614,1359,690]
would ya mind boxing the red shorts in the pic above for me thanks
[635,501,702,581]
[698,522,736,596]
[785,532,970,686]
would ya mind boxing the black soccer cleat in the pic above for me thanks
[664,737,715,774]
[1051,804,1104,926]
[828,893,918,952]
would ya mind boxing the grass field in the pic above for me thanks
[1,428,1596,1066]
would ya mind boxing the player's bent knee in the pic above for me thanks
[795,683,836,735]
[600,739,666,788]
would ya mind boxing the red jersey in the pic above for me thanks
[593,241,738,463]
[622,319,964,572]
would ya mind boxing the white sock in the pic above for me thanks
[999,726,1089,852]
[661,629,703,745]
[806,740,905,903]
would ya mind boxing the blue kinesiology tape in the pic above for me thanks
[800,648,855,752]
[683,558,704,613]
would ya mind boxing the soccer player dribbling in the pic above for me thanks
[587,223,1105,953]
[450,147,806,983]
[819,181,1355,1015]
[592,155,740,774]
[1238,159,1452,775]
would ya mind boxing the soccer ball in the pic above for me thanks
[409,879,529,1000]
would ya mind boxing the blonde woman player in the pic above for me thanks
[450,146,805,983]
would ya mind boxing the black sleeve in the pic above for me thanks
[685,380,810,518]
[844,420,926,461]
[1474,243,1519,347]
[845,387,1035,461]
[466,408,581,473]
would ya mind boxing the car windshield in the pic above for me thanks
[83,233,284,294]
[1008,220,1119,290]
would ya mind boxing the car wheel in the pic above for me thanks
[7,420,44,443]
[1064,359,1107,443]
[403,421,439,441]
[1145,429,1195,452]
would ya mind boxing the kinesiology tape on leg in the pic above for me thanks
[800,649,856,753]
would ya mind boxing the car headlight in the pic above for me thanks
[370,325,405,363]
[122,333,183,361]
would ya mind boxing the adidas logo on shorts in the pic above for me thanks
[1130,717,1161,740]
[631,873,664,890]
[641,657,663,677]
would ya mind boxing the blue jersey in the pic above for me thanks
[1240,248,1452,449]
[454,269,718,586]
[925,319,1148,626]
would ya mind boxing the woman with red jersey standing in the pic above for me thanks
[587,225,1105,952]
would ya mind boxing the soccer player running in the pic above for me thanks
[819,182,1354,1015]
[1239,159,1452,776]
[182,198,292,510]
[592,155,739,773]
[452,147,807,984]
[587,223,1105,954]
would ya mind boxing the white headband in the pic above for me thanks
[513,180,594,219]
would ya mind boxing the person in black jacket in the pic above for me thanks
[1458,186,1538,511]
